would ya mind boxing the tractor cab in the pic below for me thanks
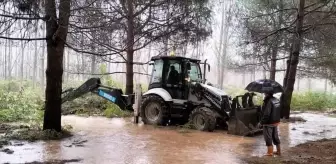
[148,56,204,100]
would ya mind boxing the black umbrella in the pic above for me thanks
[245,79,284,94]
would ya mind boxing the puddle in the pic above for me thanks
[1,113,335,164]
[248,113,336,156]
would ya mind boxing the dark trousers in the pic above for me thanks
[263,125,280,146]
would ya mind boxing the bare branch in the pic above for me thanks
[0,14,46,20]
[64,42,124,59]
[0,36,46,41]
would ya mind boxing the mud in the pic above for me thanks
[281,116,307,123]
[0,113,335,164]
[244,138,336,164]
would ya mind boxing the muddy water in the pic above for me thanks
[1,113,336,164]
[247,113,336,156]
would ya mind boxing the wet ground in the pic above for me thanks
[1,113,336,164]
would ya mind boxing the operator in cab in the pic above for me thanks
[258,89,281,156]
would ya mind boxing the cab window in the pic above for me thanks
[150,60,164,83]
[165,60,181,84]
[189,62,202,82]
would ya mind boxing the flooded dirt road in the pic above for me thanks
[1,113,336,164]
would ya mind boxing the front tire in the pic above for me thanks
[140,95,169,125]
[189,106,217,132]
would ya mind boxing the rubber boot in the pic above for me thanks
[274,145,281,156]
[264,146,273,156]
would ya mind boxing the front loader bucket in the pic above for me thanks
[227,107,262,136]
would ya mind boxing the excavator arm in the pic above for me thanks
[61,78,134,111]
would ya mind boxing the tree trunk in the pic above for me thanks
[164,2,170,56]
[43,0,71,132]
[21,42,25,80]
[26,43,30,79]
[324,78,328,93]
[216,54,221,86]
[242,70,246,87]
[263,50,268,79]
[296,76,300,91]
[281,0,305,119]
[307,78,312,91]
[77,52,80,80]
[280,42,292,118]
[62,49,66,82]
[270,47,278,80]
[217,1,225,87]
[41,22,46,88]
[4,30,7,79]
[263,68,266,79]
[283,59,290,87]
[33,26,38,87]
[41,42,45,88]
[220,10,230,89]
[270,0,283,81]
[91,51,96,76]
[147,44,152,83]
[7,29,11,79]
[67,49,70,81]
[8,44,11,79]
[125,0,135,94]
[82,54,86,80]
[282,43,293,87]
[81,32,85,80]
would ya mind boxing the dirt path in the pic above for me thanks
[244,138,336,164]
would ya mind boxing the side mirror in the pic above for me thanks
[186,62,191,70]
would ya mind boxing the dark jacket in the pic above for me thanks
[261,96,281,125]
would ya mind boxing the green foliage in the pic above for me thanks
[103,103,132,118]
[62,93,106,115]
[291,91,336,111]
[0,80,43,123]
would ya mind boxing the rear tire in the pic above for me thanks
[140,95,169,125]
[189,106,217,132]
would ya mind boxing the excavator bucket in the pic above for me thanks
[227,94,263,136]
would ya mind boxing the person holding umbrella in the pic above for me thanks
[245,79,283,156]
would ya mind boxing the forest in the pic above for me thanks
[1,0,336,164]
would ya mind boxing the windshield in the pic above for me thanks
[189,62,202,82]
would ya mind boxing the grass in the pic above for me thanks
[291,91,336,112]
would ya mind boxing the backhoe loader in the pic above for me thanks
[61,56,263,136]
